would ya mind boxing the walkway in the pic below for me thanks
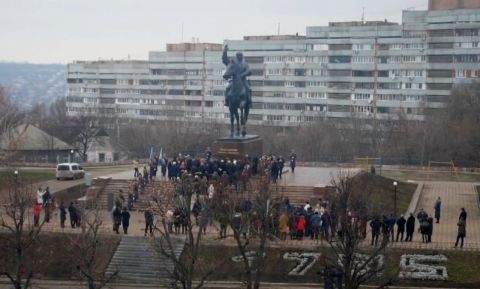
[413,181,480,249]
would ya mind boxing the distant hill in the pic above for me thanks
[0,62,66,110]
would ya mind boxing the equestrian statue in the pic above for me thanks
[222,45,252,137]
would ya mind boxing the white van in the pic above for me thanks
[56,163,85,180]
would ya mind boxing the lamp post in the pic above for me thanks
[70,150,74,163]
[393,181,398,217]
[14,170,18,181]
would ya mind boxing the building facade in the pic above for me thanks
[66,6,480,126]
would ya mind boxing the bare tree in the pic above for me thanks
[151,176,217,289]
[0,178,42,289]
[70,209,118,289]
[324,171,390,289]
[74,115,99,162]
[212,176,279,289]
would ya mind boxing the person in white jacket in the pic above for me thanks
[36,187,44,205]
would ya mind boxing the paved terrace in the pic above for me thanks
[3,167,480,251]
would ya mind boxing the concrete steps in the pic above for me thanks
[106,235,185,283]
[93,179,175,212]
[273,185,314,206]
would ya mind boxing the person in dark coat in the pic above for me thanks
[459,208,467,221]
[405,213,415,241]
[121,207,130,234]
[144,209,154,236]
[59,202,67,228]
[396,214,406,242]
[454,218,466,248]
[433,197,441,223]
[113,207,122,234]
[68,202,77,228]
[370,217,381,246]
[427,217,433,243]
[386,214,396,242]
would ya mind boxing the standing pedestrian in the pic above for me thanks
[396,214,406,242]
[459,208,467,221]
[68,202,77,228]
[289,151,297,173]
[434,197,441,223]
[133,159,140,177]
[454,217,466,248]
[33,202,41,227]
[121,207,130,234]
[59,202,67,228]
[370,216,381,247]
[113,206,122,234]
[405,213,415,241]
[144,209,154,236]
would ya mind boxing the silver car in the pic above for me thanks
[56,163,85,180]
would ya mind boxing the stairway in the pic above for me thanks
[273,185,315,206]
[94,179,176,211]
[106,235,185,284]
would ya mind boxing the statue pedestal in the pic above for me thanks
[212,135,263,160]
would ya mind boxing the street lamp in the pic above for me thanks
[393,181,398,217]
[14,170,18,182]
[70,150,74,163]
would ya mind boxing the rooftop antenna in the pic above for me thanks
[181,23,184,42]
[362,7,365,23]
[277,22,280,35]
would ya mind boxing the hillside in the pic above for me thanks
[0,62,66,110]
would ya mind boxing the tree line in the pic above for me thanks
[2,81,479,166]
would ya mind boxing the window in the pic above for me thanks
[329,56,351,63]
[389,43,403,50]
[311,44,328,51]
[353,93,371,100]
[352,56,374,63]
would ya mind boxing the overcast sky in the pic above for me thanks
[0,0,427,64]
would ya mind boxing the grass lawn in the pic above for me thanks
[0,168,55,187]
[195,245,480,288]
[0,232,120,280]
[350,173,417,216]
[382,169,480,183]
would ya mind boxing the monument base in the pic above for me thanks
[213,135,263,160]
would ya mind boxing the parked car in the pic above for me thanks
[56,163,85,180]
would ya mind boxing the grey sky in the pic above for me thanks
[0,0,427,64]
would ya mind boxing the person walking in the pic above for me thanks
[121,207,130,234]
[33,202,41,227]
[144,209,154,237]
[405,213,415,241]
[434,197,441,223]
[133,159,140,177]
[459,208,467,221]
[112,206,122,234]
[289,151,297,173]
[370,216,381,246]
[396,214,406,242]
[454,217,466,248]
[59,202,67,228]
[68,202,77,228]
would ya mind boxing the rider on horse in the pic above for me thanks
[222,45,252,107]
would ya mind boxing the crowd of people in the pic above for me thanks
[29,151,470,249]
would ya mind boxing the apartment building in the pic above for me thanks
[66,3,480,126]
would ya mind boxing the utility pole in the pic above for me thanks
[373,35,379,121]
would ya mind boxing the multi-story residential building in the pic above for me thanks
[66,1,480,126]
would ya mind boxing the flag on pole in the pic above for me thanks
[158,147,163,159]
[149,147,154,159]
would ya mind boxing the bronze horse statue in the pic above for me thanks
[222,46,251,137]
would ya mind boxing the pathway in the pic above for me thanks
[413,181,480,249]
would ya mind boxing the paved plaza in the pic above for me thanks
[22,166,480,251]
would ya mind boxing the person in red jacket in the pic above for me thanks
[296,215,306,240]
[33,203,41,227]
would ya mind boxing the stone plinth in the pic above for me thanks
[213,135,263,160]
